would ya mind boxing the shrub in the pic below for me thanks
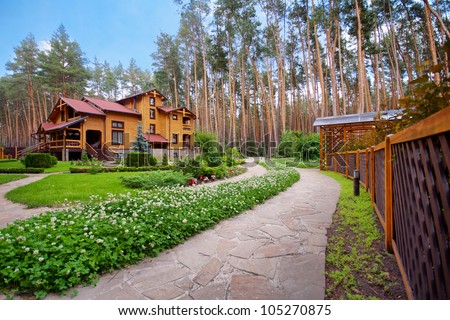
[23,153,56,168]
[162,153,168,166]
[125,152,157,167]
[0,168,44,174]
[120,171,191,189]
[204,150,223,167]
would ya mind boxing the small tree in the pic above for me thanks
[131,121,148,152]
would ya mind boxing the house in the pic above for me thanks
[33,89,196,161]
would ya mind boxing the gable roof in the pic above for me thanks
[313,110,402,127]
[60,97,105,116]
[40,116,89,132]
[157,106,197,119]
[116,89,168,103]
[83,96,140,115]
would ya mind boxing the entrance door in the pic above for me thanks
[86,130,102,148]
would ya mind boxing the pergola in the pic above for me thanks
[313,110,401,170]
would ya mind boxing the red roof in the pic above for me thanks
[157,106,197,119]
[83,97,140,115]
[61,97,105,116]
[40,116,88,132]
[143,134,169,143]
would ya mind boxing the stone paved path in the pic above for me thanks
[0,174,54,228]
[43,167,340,300]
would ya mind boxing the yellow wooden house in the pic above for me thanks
[34,89,196,161]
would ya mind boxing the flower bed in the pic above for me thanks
[0,167,299,298]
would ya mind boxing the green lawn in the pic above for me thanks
[5,172,142,208]
[0,174,27,185]
[269,157,320,168]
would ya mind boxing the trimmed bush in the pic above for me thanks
[125,152,157,167]
[23,153,56,168]
[0,168,44,174]
[69,165,173,174]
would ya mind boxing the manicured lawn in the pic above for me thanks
[5,172,143,208]
[0,160,76,173]
[0,160,23,169]
[269,157,320,168]
[0,174,27,185]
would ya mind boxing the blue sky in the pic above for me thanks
[0,0,181,75]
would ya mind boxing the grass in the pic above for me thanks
[5,172,143,208]
[0,174,27,185]
[269,157,320,168]
[322,171,405,300]
[0,160,79,173]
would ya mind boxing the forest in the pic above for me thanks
[0,0,449,148]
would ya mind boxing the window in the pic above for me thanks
[150,97,155,106]
[173,151,179,159]
[172,134,178,144]
[149,124,155,134]
[183,117,190,125]
[112,121,124,129]
[67,107,78,119]
[112,131,124,145]
[172,114,178,120]
[150,108,156,119]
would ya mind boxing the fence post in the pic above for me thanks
[345,152,349,177]
[385,135,393,253]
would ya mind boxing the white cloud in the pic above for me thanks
[38,40,51,52]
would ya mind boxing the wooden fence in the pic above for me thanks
[325,106,450,300]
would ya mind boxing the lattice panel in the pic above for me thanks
[392,132,450,299]
[360,153,367,185]
[348,153,356,177]
[336,154,346,175]
[374,149,385,221]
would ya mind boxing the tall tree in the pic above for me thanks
[38,24,89,101]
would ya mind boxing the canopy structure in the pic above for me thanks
[313,110,401,170]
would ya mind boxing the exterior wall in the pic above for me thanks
[103,113,140,151]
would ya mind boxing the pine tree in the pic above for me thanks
[131,121,148,152]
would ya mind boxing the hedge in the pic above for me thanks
[125,152,157,167]
[70,165,173,174]
[0,168,45,174]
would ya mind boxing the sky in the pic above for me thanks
[0,0,182,75]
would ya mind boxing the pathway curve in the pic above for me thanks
[45,167,340,300]
[0,174,54,228]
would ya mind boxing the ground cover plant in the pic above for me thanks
[0,174,27,185]
[0,167,299,298]
[323,172,407,299]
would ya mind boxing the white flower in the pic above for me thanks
[96,239,104,244]
[182,218,188,223]
[33,250,39,255]
[38,257,44,262]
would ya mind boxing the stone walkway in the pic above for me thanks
[43,166,341,300]
[0,174,54,228]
